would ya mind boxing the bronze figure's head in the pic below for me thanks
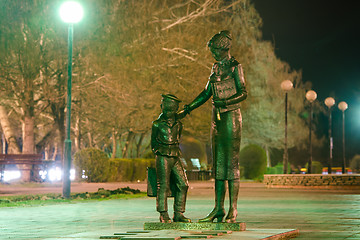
[161,94,181,118]
[208,30,232,61]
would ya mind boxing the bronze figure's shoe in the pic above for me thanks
[173,212,191,223]
[225,209,237,223]
[198,208,225,223]
[159,211,171,223]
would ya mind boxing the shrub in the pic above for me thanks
[73,148,111,182]
[109,158,155,182]
[240,144,267,179]
[350,155,360,173]
[239,166,245,179]
[73,151,156,182]
[305,161,323,174]
[265,163,287,174]
[143,151,155,159]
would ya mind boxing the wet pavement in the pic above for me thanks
[1,181,360,239]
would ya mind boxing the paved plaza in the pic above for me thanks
[1,181,360,239]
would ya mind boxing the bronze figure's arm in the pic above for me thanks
[184,81,212,114]
[151,122,160,155]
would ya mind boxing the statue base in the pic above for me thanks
[143,222,246,231]
[100,228,299,239]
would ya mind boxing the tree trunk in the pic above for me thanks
[74,115,81,152]
[22,115,35,182]
[111,129,117,158]
[0,106,21,154]
[2,134,6,154]
[87,132,93,148]
[136,133,145,158]
[22,116,35,153]
[122,131,134,158]
[265,145,271,168]
[117,132,124,158]
[52,143,58,161]
[55,108,65,166]
[44,145,49,160]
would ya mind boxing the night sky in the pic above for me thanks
[252,0,360,159]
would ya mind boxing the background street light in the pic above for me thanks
[338,101,348,174]
[305,90,317,174]
[59,1,83,199]
[60,2,84,23]
[281,80,293,174]
[325,97,335,174]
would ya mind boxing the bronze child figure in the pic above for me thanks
[151,94,191,223]
[184,30,247,223]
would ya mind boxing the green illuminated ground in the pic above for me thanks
[1,182,360,239]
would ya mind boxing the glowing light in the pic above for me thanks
[281,80,293,92]
[3,171,21,182]
[81,170,88,179]
[70,169,75,181]
[39,170,47,180]
[324,97,335,108]
[47,167,75,181]
[306,90,317,103]
[59,1,84,23]
[49,167,62,181]
[338,101,348,111]
[190,158,201,170]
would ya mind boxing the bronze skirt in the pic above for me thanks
[211,107,242,180]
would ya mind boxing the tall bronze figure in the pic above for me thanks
[184,30,247,223]
[151,94,191,223]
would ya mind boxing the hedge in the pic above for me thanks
[305,161,323,174]
[350,155,360,173]
[108,158,155,182]
[73,148,111,182]
[73,148,155,182]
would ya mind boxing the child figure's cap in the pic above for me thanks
[161,94,182,103]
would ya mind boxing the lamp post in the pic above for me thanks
[281,80,293,174]
[324,97,335,175]
[59,1,83,199]
[305,90,317,174]
[338,101,348,174]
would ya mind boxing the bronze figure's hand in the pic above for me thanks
[176,109,187,119]
[183,104,191,114]
[213,99,226,108]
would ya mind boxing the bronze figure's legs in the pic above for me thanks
[172,160,188,213]
[156,156,172,223]
[198,179,226,222]
[172,159,191,222]
[173,211,191,222]
[159,211,171,223]
[156,156,190,223]
[226,179,240,223]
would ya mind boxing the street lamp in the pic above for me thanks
[338,101,348,174]
[324,97,335,175]
[305,90,317,174]
[281,80,293,174]
[59,1,83,199]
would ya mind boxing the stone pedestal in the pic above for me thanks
[264,174,360,189]
[100,228,299,240]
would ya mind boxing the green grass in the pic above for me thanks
[0,198,71,207]
[0,188,147,208]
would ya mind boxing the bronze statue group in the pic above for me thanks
[151,30,247,224]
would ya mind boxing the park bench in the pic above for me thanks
[0,154,53,182]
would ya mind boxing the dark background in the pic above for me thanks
[252,0,360,164]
